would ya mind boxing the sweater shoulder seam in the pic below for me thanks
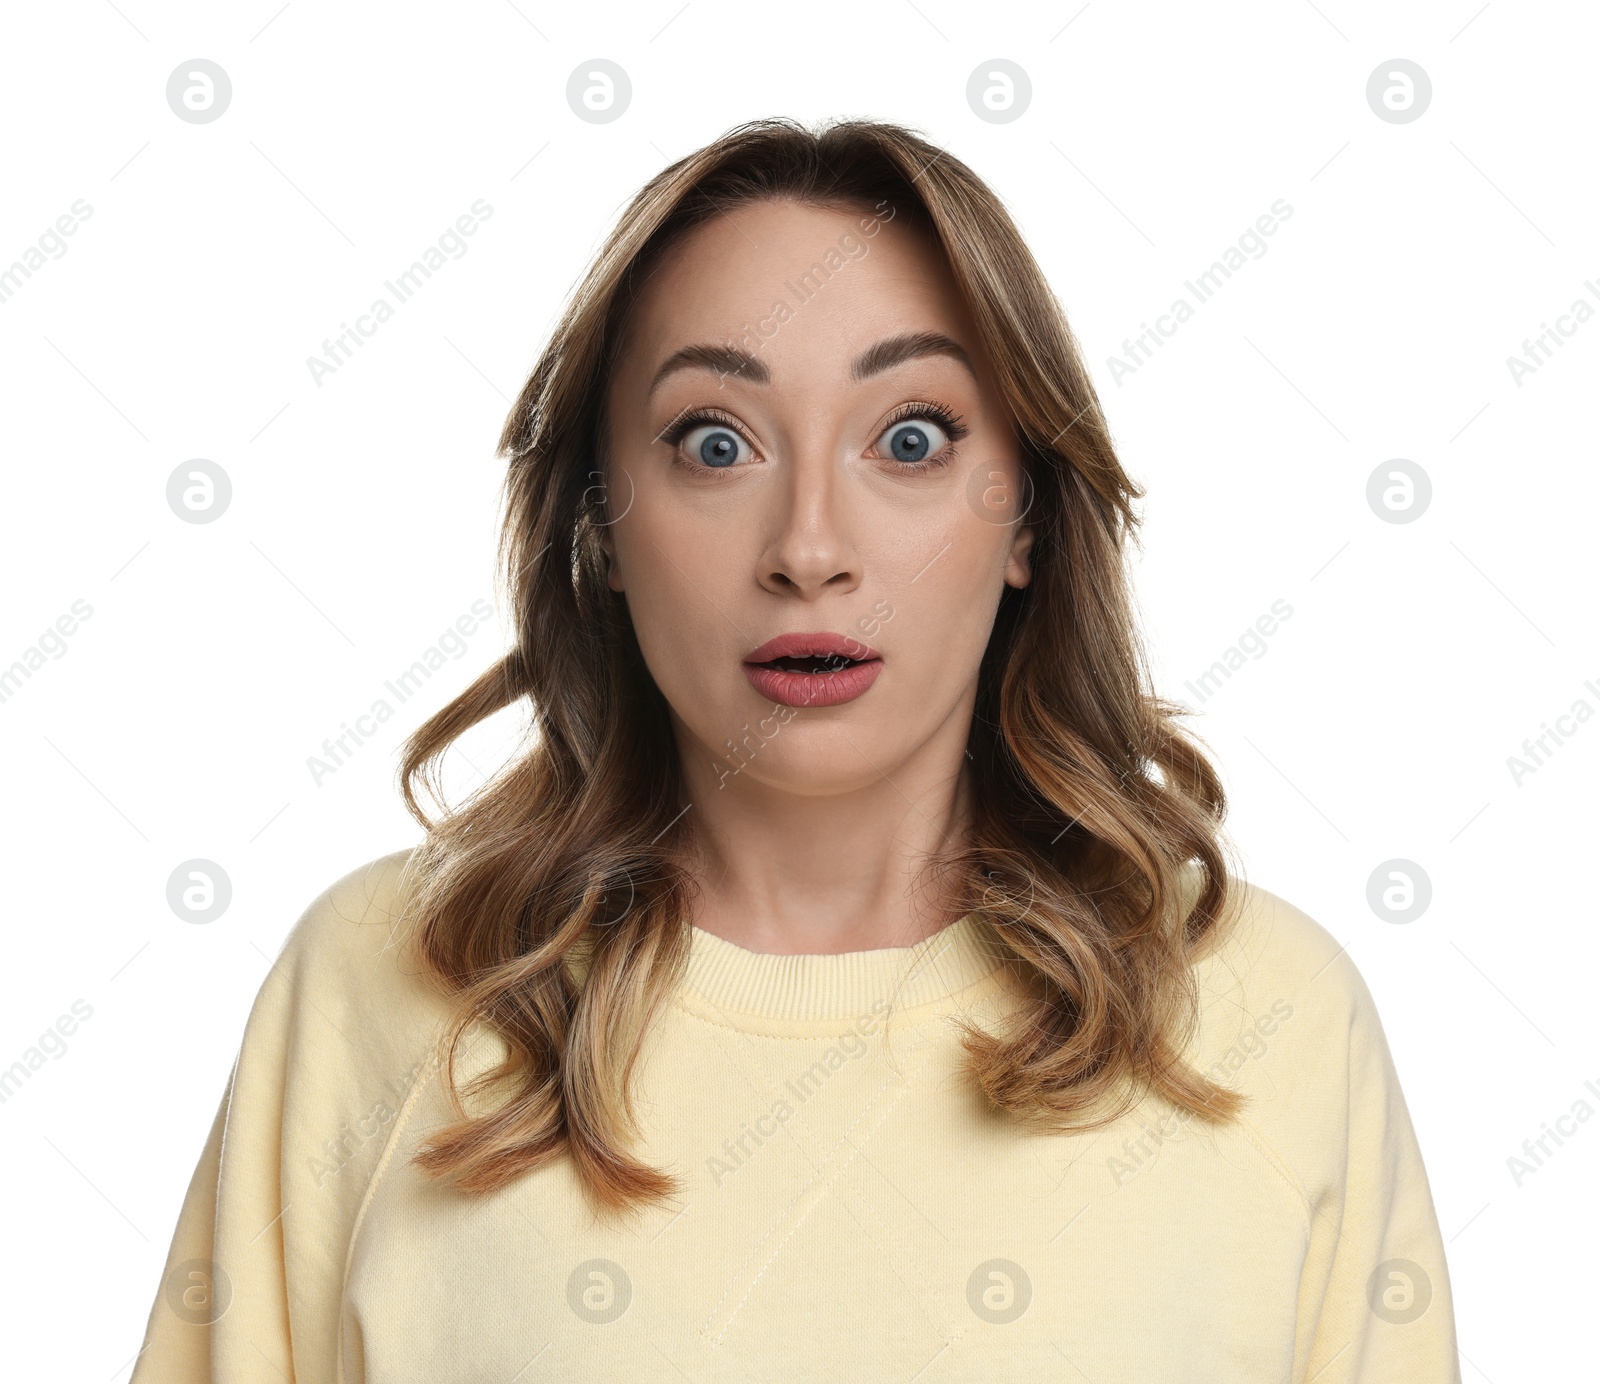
[1228,1105,1316,1237]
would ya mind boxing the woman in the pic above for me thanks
[133,118,1460,1382]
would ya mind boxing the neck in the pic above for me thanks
[672,702,976,955]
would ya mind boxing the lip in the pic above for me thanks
[742,630,883,709]
[743,631,880,664]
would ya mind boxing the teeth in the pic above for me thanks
[768,655,853,672]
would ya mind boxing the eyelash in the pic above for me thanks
[879,401,969,473]
[657,401,970,476]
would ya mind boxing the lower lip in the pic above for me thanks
[742,659,883,708]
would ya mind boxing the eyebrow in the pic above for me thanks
[646,330,978,397]
[851,330,977,384]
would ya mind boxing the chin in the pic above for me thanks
[710,728,894,796]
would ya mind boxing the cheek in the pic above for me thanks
[610,485,748,692]
[863,518,1013,665]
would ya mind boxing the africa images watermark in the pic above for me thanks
[1505,1073,1600,1187]
[707,199,897,387]
[0,999,95,1105]
[307,598,495,785]
[308,1048,440,1188]
[0,198,94,307]
[1505,277,1600,386]
[1181,598,1294,706]
[713,597,896,788]
[706,998,891,1188]
[0,598,95,707]
[1504,674,1600,787]
[1106,199,1295,385]
[305,198,495,386]
[310,1004,502,1189]
[1107,998,1295,1188]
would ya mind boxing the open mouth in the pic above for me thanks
[742,633,883,708]
[755,653,865,675]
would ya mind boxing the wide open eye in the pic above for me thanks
[680,422,753,469]
[873,412,958,467]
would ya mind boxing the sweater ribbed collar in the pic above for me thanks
[675,912,1014,1030]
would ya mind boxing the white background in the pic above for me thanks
[1,1,1594,1378]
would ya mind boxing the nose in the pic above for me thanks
[756,448,862,600]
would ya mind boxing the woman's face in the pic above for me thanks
[601,196,1033,800]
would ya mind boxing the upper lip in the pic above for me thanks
[743,631,881,665]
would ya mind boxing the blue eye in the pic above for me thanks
[876,416,952,465]
[683,424,750,468]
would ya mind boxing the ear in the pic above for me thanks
[597,525,625,592]
[1003,523,1035,589]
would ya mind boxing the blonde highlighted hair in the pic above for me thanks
[397,116,1243,1217]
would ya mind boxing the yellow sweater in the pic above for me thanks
[131,849,1460,1382]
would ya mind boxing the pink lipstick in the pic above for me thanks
[741,630,883,708]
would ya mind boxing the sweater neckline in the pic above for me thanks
[678,912,1013,1025]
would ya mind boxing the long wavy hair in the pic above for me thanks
[397,115,1245,1218]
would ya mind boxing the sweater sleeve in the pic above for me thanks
[1296,954,1461,1383]
[129,848,441,1384]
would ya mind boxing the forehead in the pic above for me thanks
[615,198,977,381]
